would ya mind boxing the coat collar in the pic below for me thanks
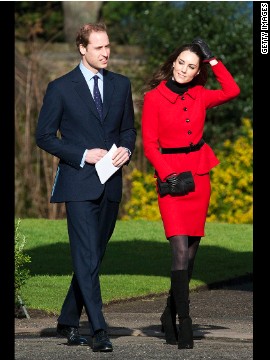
[156,80,200,103]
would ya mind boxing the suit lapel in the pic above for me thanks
[70,67,116,124]
[71,66,103,123]
[102,70,115,121]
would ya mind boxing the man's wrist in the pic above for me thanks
[124,147,131,157]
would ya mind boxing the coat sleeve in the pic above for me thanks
[203,61,240,109]
[35,81,86,170]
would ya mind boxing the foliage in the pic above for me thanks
[123,118,253,224]
[122,169,161,220]
[208,118,253,224]
[15,1,64,42]
[15,219,31,305]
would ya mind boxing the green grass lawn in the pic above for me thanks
[19,219,253,314]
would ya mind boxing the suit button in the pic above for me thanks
[186,119,190,122]
[183,107,188,111]
[188,130,192,135]
[181,96,185,100]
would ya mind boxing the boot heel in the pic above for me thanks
[178,317,194,349]
[160,308,178,345]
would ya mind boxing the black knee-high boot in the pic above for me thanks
[171,270,194,349]
[160,262,193,345]
[160,289,178,344]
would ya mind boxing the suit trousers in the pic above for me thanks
[57,186,119,335]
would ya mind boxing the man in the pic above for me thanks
[36,23,136,352]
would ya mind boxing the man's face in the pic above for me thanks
[80,31,110,73]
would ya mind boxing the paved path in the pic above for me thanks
[15,279,253,359]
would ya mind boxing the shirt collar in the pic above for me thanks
[79,61,104,81]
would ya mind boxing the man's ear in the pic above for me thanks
[79,44,86,55]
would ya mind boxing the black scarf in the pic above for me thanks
[165,78,191,95]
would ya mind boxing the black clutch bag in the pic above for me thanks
[156,177,170,196]
[157,171,195,197]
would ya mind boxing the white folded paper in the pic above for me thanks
[95,144,120,184]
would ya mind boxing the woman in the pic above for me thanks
[141,38,240,349]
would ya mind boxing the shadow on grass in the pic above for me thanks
[26,239,252,285]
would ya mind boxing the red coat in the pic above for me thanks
[142,61,241,182]
[142,61,240,237]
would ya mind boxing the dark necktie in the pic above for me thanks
[93,75,103,120]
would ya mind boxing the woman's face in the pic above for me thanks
[172,50,200,84]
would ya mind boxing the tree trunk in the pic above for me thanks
[62,1,103,44]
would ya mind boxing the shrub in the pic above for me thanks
[15,218,31,307]
[207,118,253,224]
[122,169,161,220]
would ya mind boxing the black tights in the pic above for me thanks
[169,235,201,281]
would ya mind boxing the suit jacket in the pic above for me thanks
[36,65,137,203]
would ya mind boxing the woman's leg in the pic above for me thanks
[169,235,194,349]
[187,236,201,281]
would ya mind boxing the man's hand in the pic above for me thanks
[111,146,130,167]
[85,148,108,164]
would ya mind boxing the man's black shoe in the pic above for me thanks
[92,330,113,352]
[56,323,88,346]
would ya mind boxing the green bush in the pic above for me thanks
[123,169,161,220]
[15,219,31,306]
[208,118,253,224]
[123,118,253,224]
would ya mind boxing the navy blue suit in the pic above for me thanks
[36,65,136,334]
